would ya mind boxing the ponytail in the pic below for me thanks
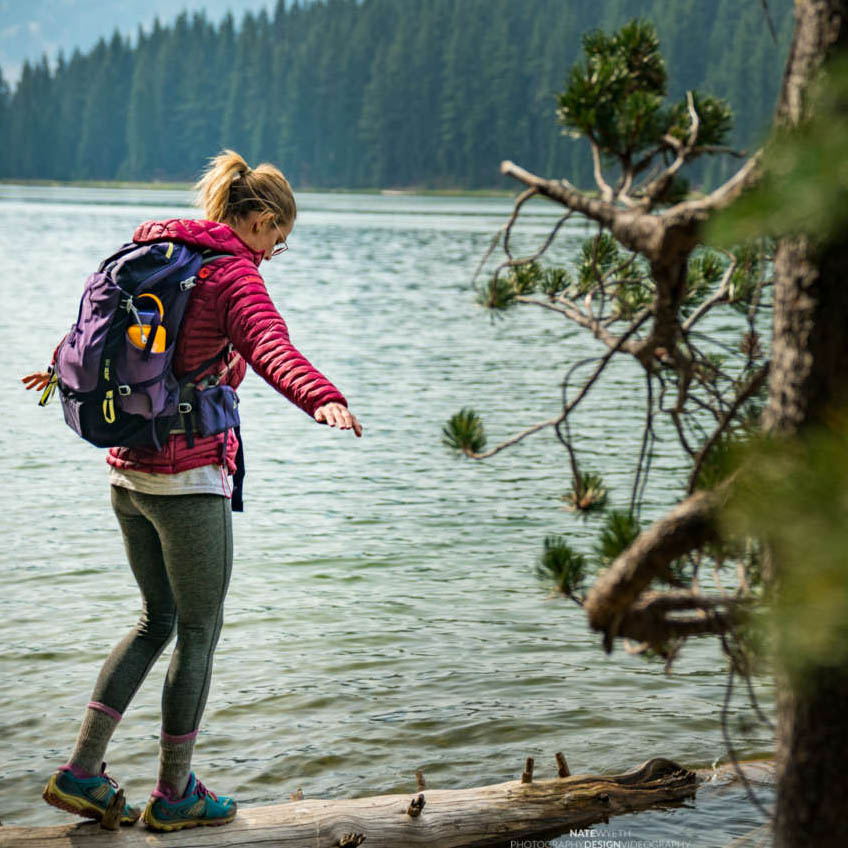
[195,149,296,228]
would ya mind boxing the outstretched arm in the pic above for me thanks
[218,261,362,434]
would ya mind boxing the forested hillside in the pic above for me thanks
[0,0,793,189]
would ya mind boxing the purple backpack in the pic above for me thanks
[47,240,237,451]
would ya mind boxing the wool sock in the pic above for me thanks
[68,703,121,775]
[156,731,197,800]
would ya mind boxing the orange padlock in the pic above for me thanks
[127,293,167,353]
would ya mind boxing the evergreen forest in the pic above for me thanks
[0,0,794,190]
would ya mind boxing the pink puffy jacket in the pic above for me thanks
[105,219,347,475]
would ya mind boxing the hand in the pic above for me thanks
[314,402,363,437]
[22,371,52,391]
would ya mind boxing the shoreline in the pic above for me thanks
[0,178,515,198]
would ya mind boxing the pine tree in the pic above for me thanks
[0,66,10,177]
[0,0,797,187]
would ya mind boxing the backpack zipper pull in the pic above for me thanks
[103,389,116,423]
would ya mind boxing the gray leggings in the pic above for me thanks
[90,486,233,736]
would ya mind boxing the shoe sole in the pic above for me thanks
[42,774,140,826]
[142,801,237,832]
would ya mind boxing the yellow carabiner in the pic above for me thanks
[103,390,116,424]
[38,371,59,407]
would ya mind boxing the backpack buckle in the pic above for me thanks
[180,277,196,291]
[117,385,132,396]
[178,402,193,414]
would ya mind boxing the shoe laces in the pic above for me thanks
[99,762,119,790]
[193,777,218,801]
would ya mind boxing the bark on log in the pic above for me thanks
[0,757,697,848]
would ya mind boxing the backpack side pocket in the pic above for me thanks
[195,384,240,436]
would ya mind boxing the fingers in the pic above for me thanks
[315,403,363,437]
[21,372,50,391]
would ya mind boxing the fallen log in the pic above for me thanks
[0,756,708,848]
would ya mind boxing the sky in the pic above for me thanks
[0,0,275,85]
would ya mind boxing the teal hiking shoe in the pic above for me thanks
[142,772,237,832]
[42,762,141,825]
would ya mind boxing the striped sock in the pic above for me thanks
[156,730,197,800]
[68,702,121,775]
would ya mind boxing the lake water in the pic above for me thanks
[0,185,774,844]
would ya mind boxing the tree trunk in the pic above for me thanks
[765,3,848,845]
[768,233,848,848]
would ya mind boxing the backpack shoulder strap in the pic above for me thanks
[200,250,234,266]
[179,344,233,386]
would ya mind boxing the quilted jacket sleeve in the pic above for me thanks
[215,260,347,416]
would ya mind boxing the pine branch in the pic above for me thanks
[584,487,726,651]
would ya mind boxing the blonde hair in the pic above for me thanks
[195,149,296,228]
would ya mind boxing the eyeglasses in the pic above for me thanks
[271,222,289,257]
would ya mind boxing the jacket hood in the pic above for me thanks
[132,219,265,266]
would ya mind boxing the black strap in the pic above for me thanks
[201,251,233,265]
[179,344,231,386]
[141,313,161,361]
[181,408,195,448]
[231,426,245,512]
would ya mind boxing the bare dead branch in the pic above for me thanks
[640,92,699,205]
[590,140,615,202]
[465,413,566,460]
[503,187,539,260]
[605,252,641,283]
[692,145,748,158]
[720,663,773,819]
[686,362,770,494]
[584,487,726,651]
[671,409,697,457]
[663,153,762,224]
[685,90,701,148]
[495,210,574,279]
[500,159,628,235]
[682,256,738,332]
[472,226,505,288]
[516,294,642,353]
[466,313,650,460]
[563,310,650,419]
[610,590,745,645]
[760,0,779,46]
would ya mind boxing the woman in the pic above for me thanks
[22,150,362,832]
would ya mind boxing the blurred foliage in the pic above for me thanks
[657,173,691,205]
[477,262,544,311]
[694,437,737,492]
[540,267,572,300]
[725,425,848,679]
[536,535,587,598]
[613,277,652,319]
[728,242,762,311]
[442,408,486,456]
[710,57,848,246]
[577,231,621,293]
[562,471,608,515]
[509,261,542,295]
[476,274,516,312]
[683,249,725,314]
[596,509,641,566]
